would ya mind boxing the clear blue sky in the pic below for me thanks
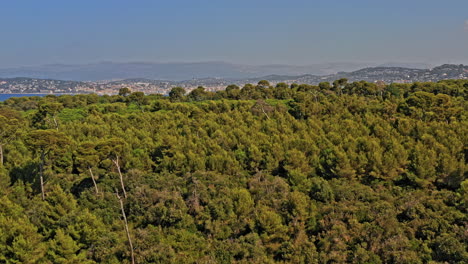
[1,0,468,67]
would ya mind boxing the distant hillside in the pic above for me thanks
[244,64,468,84]
[1,64,466,94]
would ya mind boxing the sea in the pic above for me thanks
[0,94,48,102]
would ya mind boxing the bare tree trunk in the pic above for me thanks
[261,106,270,120]
[40,150,45,200]
[113,157,127,198]
[116,192,135,264]
[88,167,99,195]
[53,115,59,131]
[0,144,3,166]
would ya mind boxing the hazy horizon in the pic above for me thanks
[2,0,468,68]
[0,60,442,69]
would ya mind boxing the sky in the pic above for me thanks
[1,0,468,67]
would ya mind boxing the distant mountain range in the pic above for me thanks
[1,64,466,95]
[0,61,432,81]
[243,64,468,84]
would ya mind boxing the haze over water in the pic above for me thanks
[0,94,47,101]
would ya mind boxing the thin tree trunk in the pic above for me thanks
[40,150,45,200]
[88,167,99,195]
[113,157,127,198]
[0,144,3,166]
[261,106,270,120]
[116,192,135,264]
[53,116,59,131]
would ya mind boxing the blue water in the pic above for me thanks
[0,94,47,102]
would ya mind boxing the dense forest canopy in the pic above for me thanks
[0,79,467,263]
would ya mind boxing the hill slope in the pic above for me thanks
[0,80,466,263]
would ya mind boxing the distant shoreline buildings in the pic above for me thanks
[1,64,467,95]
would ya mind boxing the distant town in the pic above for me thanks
[1,64,467,95]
